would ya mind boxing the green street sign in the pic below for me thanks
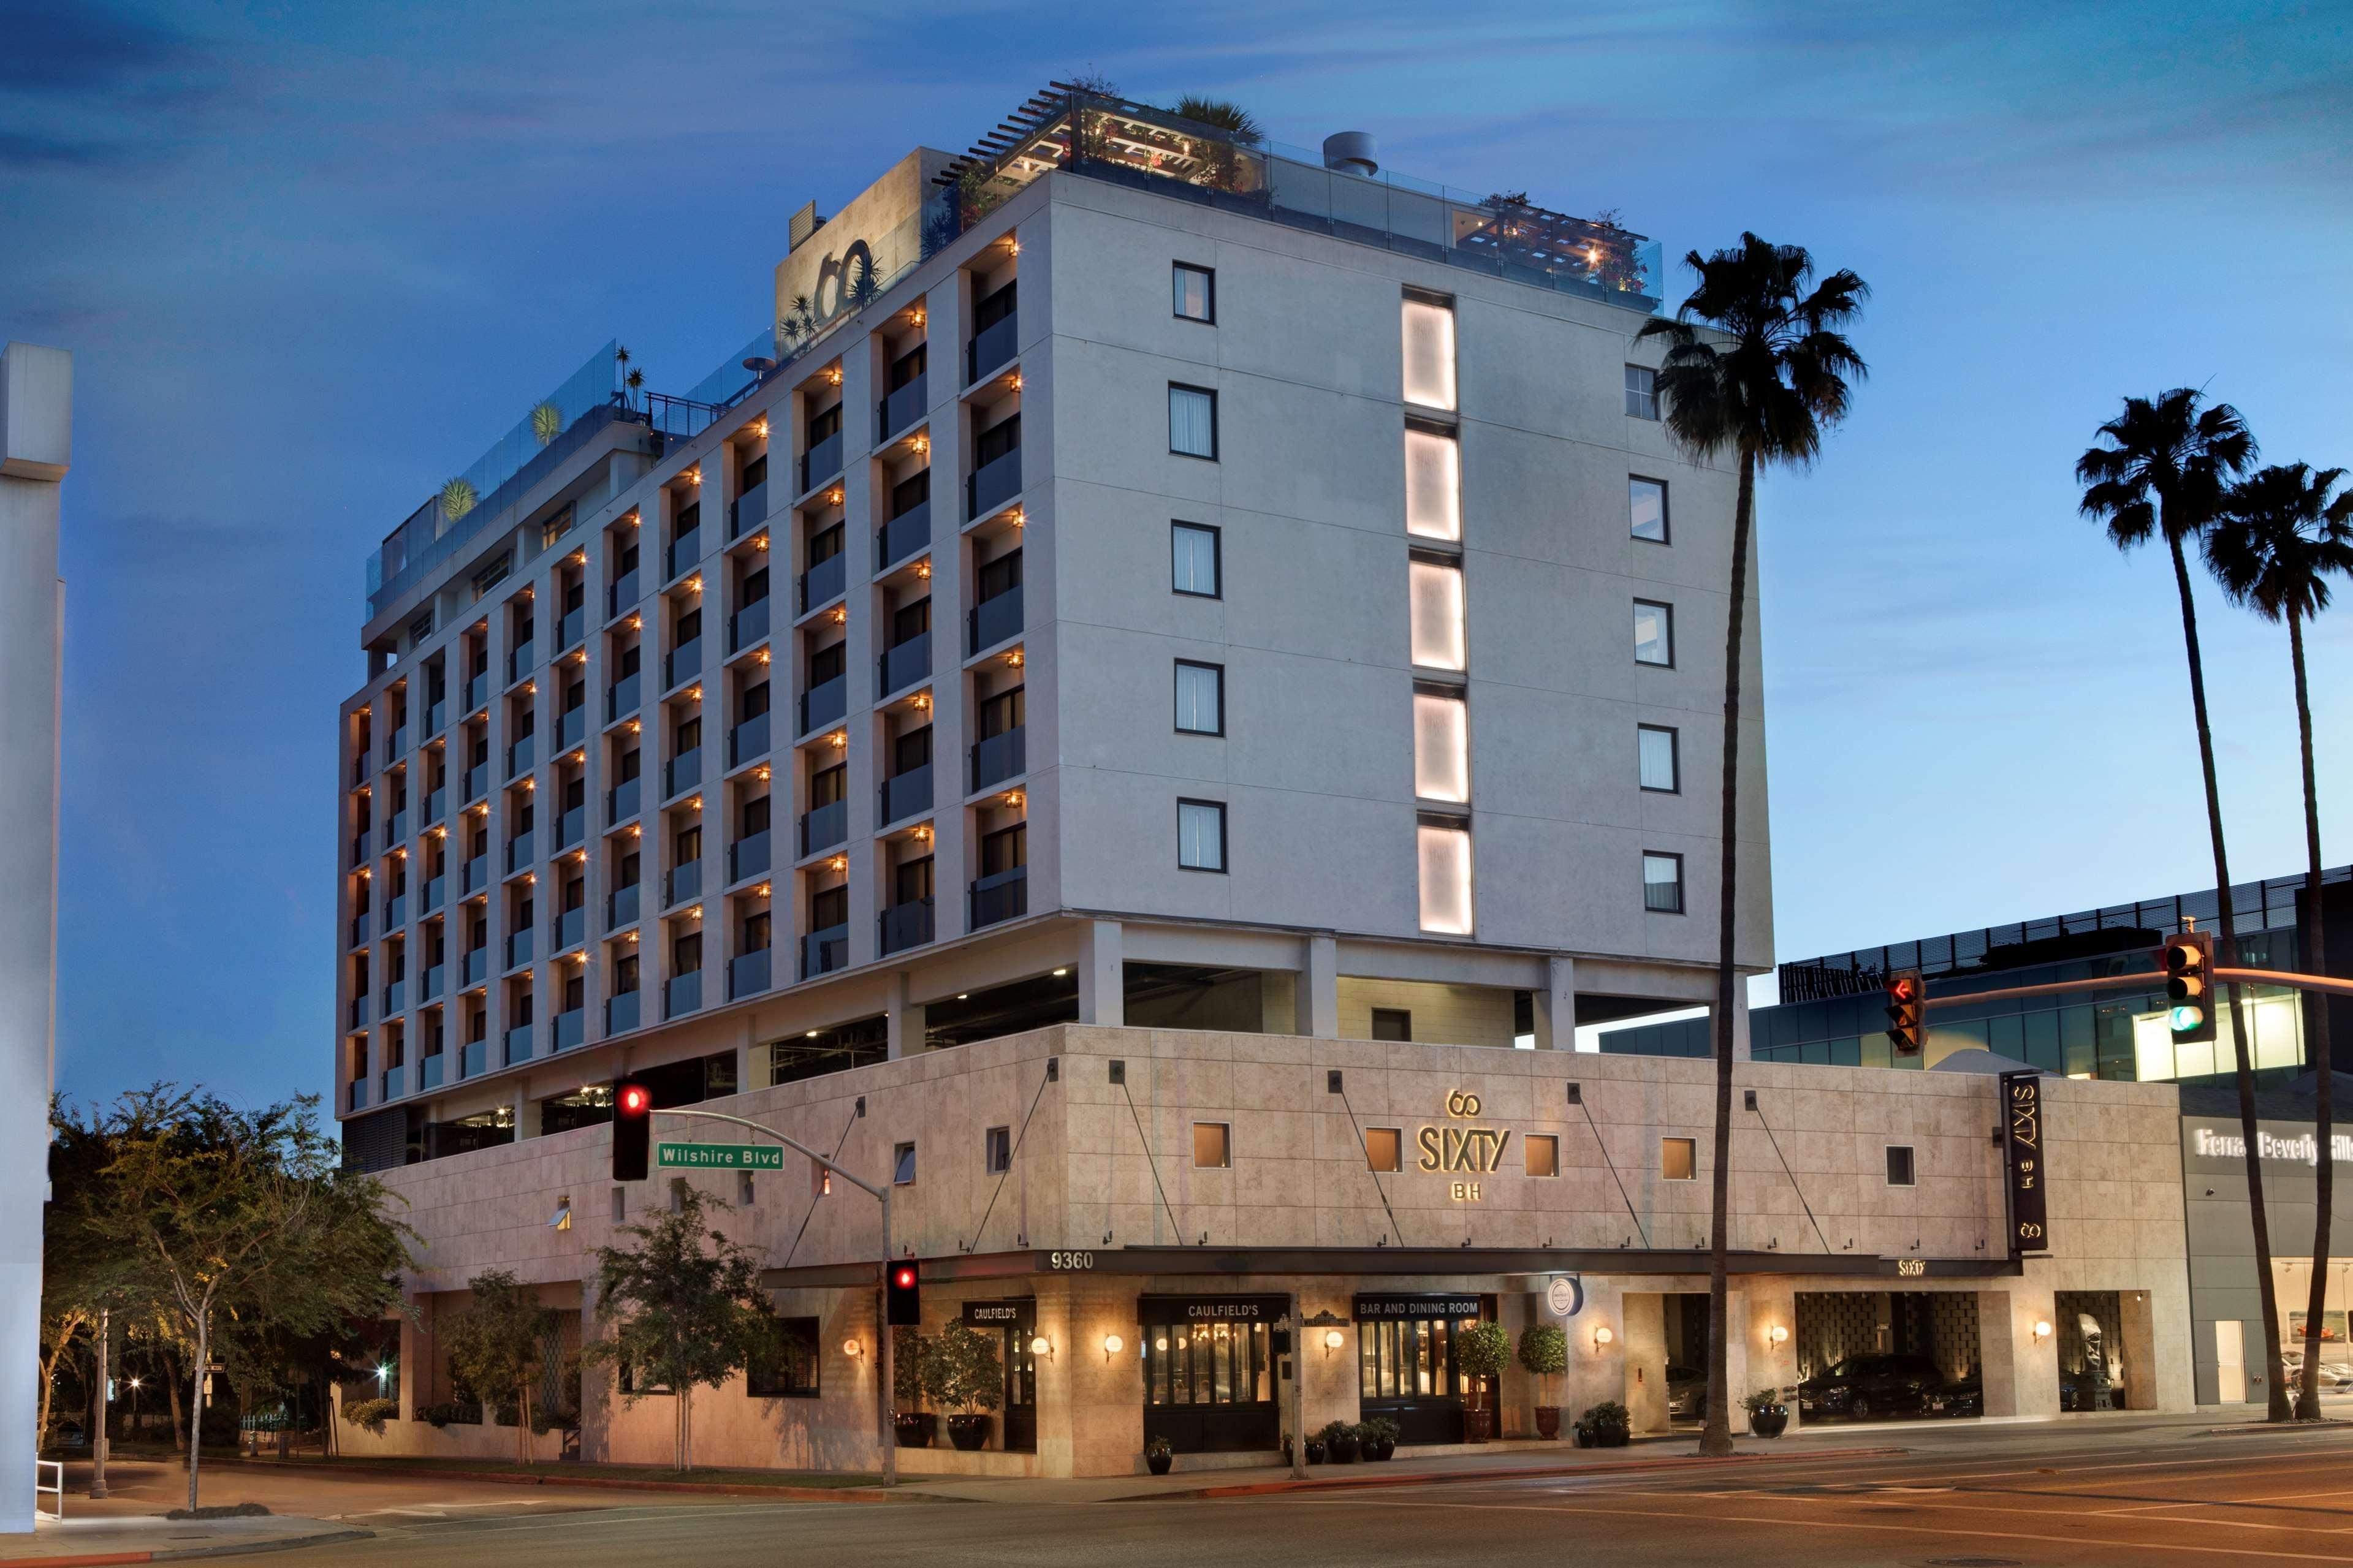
[655,1142,785,1170]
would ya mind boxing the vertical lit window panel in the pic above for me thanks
[1643,851,1684,914]
[1413,692,1469,803]
[1404,428,1460,541]
[1630,477,1668,542]
[1416,820,1473,934]
[1401,298,1458,411]
[1407,559,1466,670]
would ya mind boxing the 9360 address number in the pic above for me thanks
[1047,1251,1095,1270]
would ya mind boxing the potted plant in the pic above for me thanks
[1576,1399,1631,1448]
[1145,1433,1174,1475]
[1304,1430,1329,1465]
[1361,1415,1399,1461]
[934,1324,1004,1452]
[1743,1387,1789,1438]
[892,1325,938,1447]
[1319,1418,1359,1463]
[1454,1322,1512,1442]
[1518,1324,1568,1439]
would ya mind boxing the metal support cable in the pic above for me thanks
[776,1107,862,1270]
[1335,1087,1406,1246]
[1575,1096,1649,1249]
[1119,1080,1187,1243]
[1749,1099,1836,1255]
[967,1061,1057,1251]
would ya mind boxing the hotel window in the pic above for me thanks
[1643,851,1684,914]
[1174,661,1224,735]
[1169,384,1218,459]
[1404,424,1461,542]
[1177,799,1226,872]
[1173,263,1215,323]
[1365,1127,1403,1172]
[893,1142,916,1185]
[1633,599,1674,666]
[986,1126,1012,1175]
[745,1316,820,1398]
[1416,817,1473,936]
[1638,725,1679,792]
[1525,1134,1560,1178]
[1172,522,1220,597]
[1661,1137,1696,1181]
[1371,1008,1411,1042]
[1407,556,1465,670]
[1630,476,1668,543]
[1192,1122,1231,1168]
[1413,687,1470,803]
[1625,363,1659,420]
[1886,1145,1917,1187]
[1401,292,1458,411]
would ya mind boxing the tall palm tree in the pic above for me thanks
[2208,462,2353,1417]
[1637,235,1868,1456]
[2075,389,2279,1415]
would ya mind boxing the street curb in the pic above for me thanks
[208,1458,904,1502]
[1147,1445,1909,1501]
[0,1528,376,1566]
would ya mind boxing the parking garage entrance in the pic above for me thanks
[1794,1291,1983,1423]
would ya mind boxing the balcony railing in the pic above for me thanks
[555,805,584,849]
[880,373,927,441]
[609,776,641,825]
[348,996,370,1029]
[420,1053,446,1091]
[425,699,446,737]
[463,854,487,895]
[664,638,702,692]
[504,1021,534,1065]
[876,499,929,571]
[729,480,769,540]
[553,906,585,952]
[463,762,488,801]
[462,947,487,988]
[966,448,1022,520]
[800,925,849,980]
[380,1064,405,1102]
[799,800,846,857]
[608,882,641,929]
[504,831,534,873]
[506,929,534,969]
[553,1007,584,1051]
[666,861,702,907]
[879,632,929,697]
[385,810,408,846]
[557,605,585,650]
[730,597,771,652]
[465,670,489,712]
[879,764,932,827]
[424,786,447,825]
[348,1078,369,1112]
[799,676,845,735]
[607,670,642,722]
[506,735,535,778]
[558,705,586,752]
[607,570,641,621]
[729,711,771,768]
[606,990,641,1034]
[461,1039,486,1078]
[421,874,446,912]
[666,528,702,583]
[507,642,535,684]
[967,311,1018,385]
[729,947,773,999]
[420,962,445,998]
[350,830,368,868]
[666,748,702,799]
[798,431,844,495]
[797,551,844,614]
[969,866,1028,929]
[383,893,408,930]
[971,728,1026,792]
[349,911,370,947]
[968,586,1022,654]
[380,979,406,1015]
[880,898,935,956]
[728,830,773,885]
[387,724,409,760]
[666,971,702,1018]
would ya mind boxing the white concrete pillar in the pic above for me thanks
[1078,919,1123,1026]
[1533,955,1576,1050]
[1731,980,1754,1061]
[885,970,922,1060]
[1300,934,1339,1038]
[0,342,69,1534]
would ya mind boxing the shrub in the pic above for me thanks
[1517,1324,1568,1403]
[932,1325,1005,1416]
[1454,1322,1513,1385]
[1316,1418,1354,1445]
[417,1402,465,1429]
[1578,1399,1630,1431]
[1741,1387,1785,1415]
[340,1398,397,1434]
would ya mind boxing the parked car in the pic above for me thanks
[1796,1354,1942,1420]
[1926,1373,1983,1417]
[1665,1363,1707,1420]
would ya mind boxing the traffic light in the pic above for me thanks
[886,1260,921,1326]
[2162,930,2217,1044]
[612,1078,652,1181]
[1884,971,1926,1056]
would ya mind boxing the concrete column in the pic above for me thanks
[1299,934,1339,1038]
[1622,1292,1668,1434]
[2121,1287,2159,1411]
[0,342,69,1534]
[1078,919,1123,1027]
[1731,979,1754,1061]
[1746,1277,1801,1429]
[1561,1279,1624,1422]
[1722,1287,1754,1434]
[1533,955,1576,1051]
[884,970,923,1061]
[512,1083,542,1140]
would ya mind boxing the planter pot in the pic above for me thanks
[1597,1424,1630,1448]
[1371,1436,1396,1461]
[1573,1427,1595,1449]
[1750,1407,1789,1439]
[1534,1406,1561,1439]
[1464,1407,1496,1444]
[946,1414,992,1452]
[1305,1439,1328,1465]
[1146,1450,1173,1475]
[1327,1434,1360,1463]
[893,1412,935,1449]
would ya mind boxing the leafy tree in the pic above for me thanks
[2207,461,2353,1417]
[582,1186,774,1471]
[890,1324,946,1414]
[1516,1324,1568,1408]
[930,1325,1003,1417]
[1636,235,1868,1456]
[2077,389,2279,1417]
[1453,1322,1512,1409]
[441,1270,558,1464]
[83,1086,414,1507]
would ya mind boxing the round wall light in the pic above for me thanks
[1102,1334,1125,1360]
[1592,1325,1616,1350]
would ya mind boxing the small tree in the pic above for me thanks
[932,1325,1004,1421]
[581,1186,774,1471]
[1517,1324,1568,1410]
[441,1270,557,1464]
[1454,1322,1512,1410]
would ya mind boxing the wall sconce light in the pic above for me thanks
[829,855,848,873]
[1766,1325,1789,1347]
[827,487,845,507]
[755,765,771,781]
[758,650,772,665]
[525,873,538,885]
[687,576,704,595]
[756,882,773,899]
[913,692,932,711]
[688,686,704,702]
[525,681,537,694]
[913,824,933,843]
[751,418,770,440]
[1593,1325,1615,1352]
[2032,1319,2053,1343]
[685,468,702,487]
[829,730,848,749]
[827,366,843,386]
[1030,1335,1054,1362]
[1101,1334,1124,1360]
[1008,508,1025,528]
[629,824,642,838]
[753,534,769,552]
[688,795,704,811]
[911,307,926,327]
[1006,649,1025,668]
[1322,1328,1346,1355]
[1009,372,1023,393]
[629,616,643,630]
[912,434,930,456]
[842,1338,862,1358]
[916,559,932,579]
[1006,237,1021,257]
[522,777,535,790]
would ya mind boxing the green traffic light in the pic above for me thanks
[2170,1004,2206,1034]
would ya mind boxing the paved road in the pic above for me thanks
[83,1420,2353,1566]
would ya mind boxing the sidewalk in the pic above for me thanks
[0,1515,370,1566]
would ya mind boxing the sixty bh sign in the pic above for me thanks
[1419,1089,1509,1202]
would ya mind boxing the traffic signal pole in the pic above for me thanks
[1907,966,2353,1010]
[647,1106,897,1488]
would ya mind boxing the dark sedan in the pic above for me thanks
[1665,1363,1707,1421]
[1797,1353,1942,1421]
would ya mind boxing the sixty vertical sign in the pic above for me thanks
[2001,1070,2050,1256]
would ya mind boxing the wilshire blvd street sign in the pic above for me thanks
[656,1142,785,1170]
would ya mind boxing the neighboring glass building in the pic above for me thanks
[1605,865,2351,1088]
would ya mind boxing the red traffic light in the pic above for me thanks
[618,1083,652,1116]
[886,1259,921,1325]
[893,1265,917,1290]
[1884,970,1926,1056]
[1889,975,1918,1003]
[611,1077,652,1182]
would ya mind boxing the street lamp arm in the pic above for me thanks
[651,1105,887,1200]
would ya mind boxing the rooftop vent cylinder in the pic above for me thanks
[1323,132,1379,177]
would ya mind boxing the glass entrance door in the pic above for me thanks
[1358,1314,1477,1445]
[1142,1320,1277,1453]
[999,1325,1036,1452]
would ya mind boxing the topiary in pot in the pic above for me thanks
[1318,1418,1359,1463]
[891,1326,939,1447]
[1518,1324,1568,1439]
[1454,1322,1513,1442]
[1145,1433,1173,1475]
[1362,1415,1399,1460]
[933,1324,1004,1452]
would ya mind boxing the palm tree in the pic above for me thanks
[1636,235,1868,1456]
[1168,96,1262,143]
[2076,389,2279,1416]
[2207,462,2353,1417]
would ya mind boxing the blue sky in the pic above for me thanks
[4,0,2347,1108]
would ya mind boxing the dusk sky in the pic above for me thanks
[4,0,2346,1110]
